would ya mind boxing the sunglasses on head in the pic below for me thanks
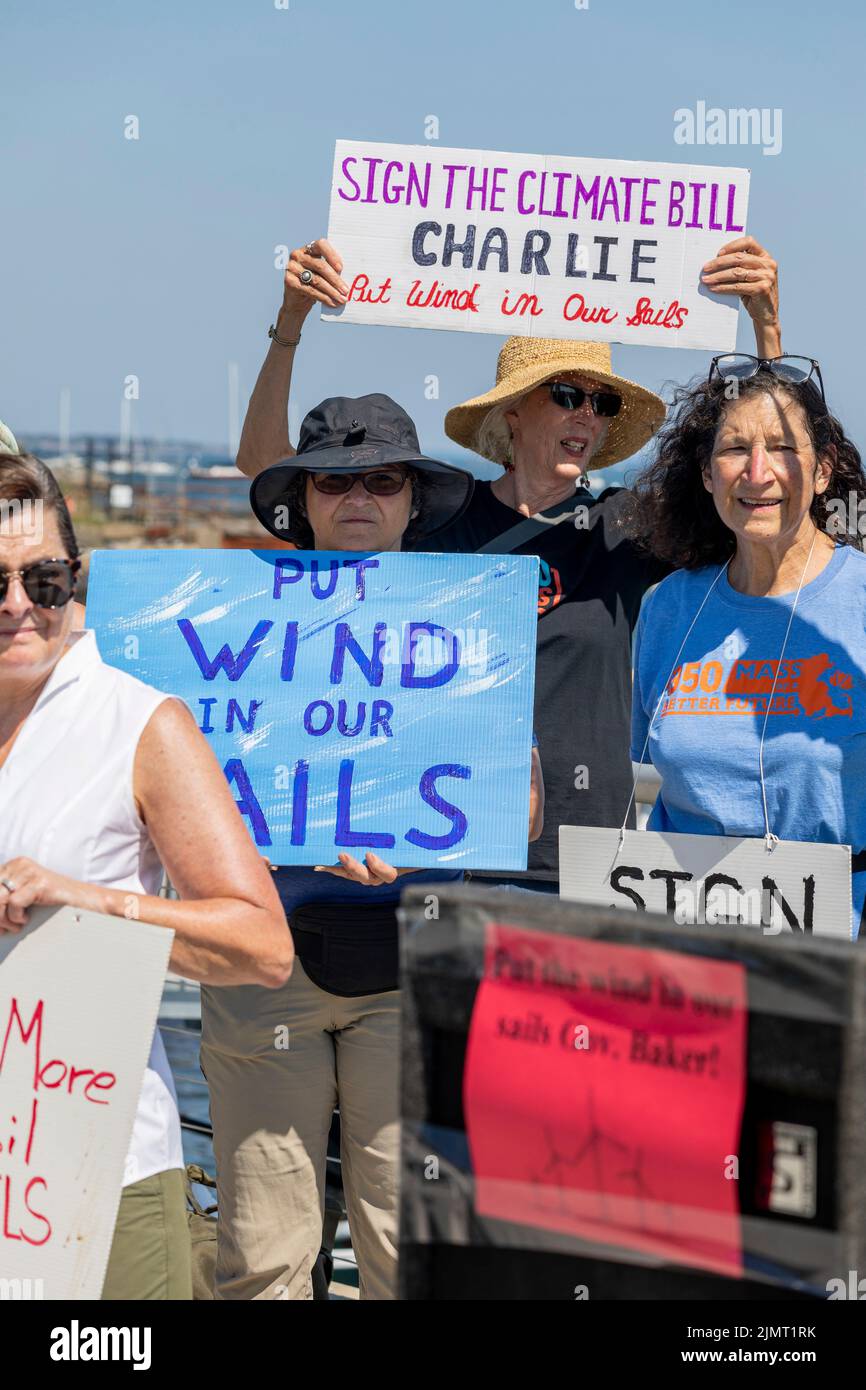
[310,468,409,496]
[0,557,80,608]
[547,381,622,418]
[708,354,826,402]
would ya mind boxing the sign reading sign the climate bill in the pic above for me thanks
[324,140,750,350]
[87,550,538,868]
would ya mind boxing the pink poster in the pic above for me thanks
[463,925,747,1276]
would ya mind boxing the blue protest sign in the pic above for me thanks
[86,549,539,869]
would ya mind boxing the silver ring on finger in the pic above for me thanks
[300,269,314,286]
[1,877,15,893]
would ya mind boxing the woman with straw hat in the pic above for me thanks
[236,233,781,890]
[424,239,781,893]
[429,336,670,892]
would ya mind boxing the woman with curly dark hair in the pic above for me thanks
[629,355,866,937]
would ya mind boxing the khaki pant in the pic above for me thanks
[102,1168,192,1300]
[201,961,400,1301]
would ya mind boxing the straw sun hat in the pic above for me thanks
[444,337,666,471]
[0,418,20,453]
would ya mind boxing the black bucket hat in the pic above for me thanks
[250,393,474,541]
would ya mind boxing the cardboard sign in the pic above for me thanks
[559,826,853,940]
[324,140,750,350]
[399,883,866,1298]
[87,549,538,869]
[0,906,173,1299]
[463,924,747,1277]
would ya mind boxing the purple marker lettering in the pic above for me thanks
[406,162,431,207]
[685,182,706,229]
[598,177,621,222]
[224,759,272,846]
[310,559,339,600]
[335,760,395,849]
[362,157,384,204]
[517,170,537,215]
[490,167,508,212]
[466,165,488,210]
[640,178,660,225]
[620,177,641,222]
[382,161,404,205]
[290,760,308,846]
[668,181,686,228]
[571,175,600,220]
[341,557,379,600]
[442,164,468,209]
[338,157,361,202]
[273,558,304,598]
[726,184,745,233]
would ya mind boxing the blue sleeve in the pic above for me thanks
[630,601,652,763]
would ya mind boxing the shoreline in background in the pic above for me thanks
[7,432,650,593]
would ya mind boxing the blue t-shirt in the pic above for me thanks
[631,543,866,934]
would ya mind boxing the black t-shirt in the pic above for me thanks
[415,481,669,882]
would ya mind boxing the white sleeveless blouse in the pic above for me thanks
[0,629,184,1186]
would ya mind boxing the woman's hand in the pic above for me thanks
[0,857,77,931]
[529,745,544,842]
[700,236,781,356]
[281,237,349,327]
[313,851,415,886]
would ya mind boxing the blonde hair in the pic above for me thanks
[475,400,520,466]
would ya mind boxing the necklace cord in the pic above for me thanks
[621,530,823,859]
[620,559,732,848]
[756,528,819,849]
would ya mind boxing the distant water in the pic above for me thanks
[162,1024,215,1174]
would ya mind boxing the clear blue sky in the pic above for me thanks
[2,0,863,475]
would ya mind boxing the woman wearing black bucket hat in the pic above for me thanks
[207,391,543,1301]
[248,390,474,546]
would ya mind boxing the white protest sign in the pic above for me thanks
[559,826,852,940]
[324,140,750,350]
[0,906,173,1299]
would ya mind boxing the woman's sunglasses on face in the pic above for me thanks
[708,354,826,402]
[310,468,409,497]
[547,381,622,418]
[0,558,80,608]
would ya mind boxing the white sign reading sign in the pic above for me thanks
[559,826,852,941]
[0,906,173,1299]
[324,140,750,351]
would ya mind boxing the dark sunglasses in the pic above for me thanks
[310,468,409,497]
[547,381,622,418]
[0,557,80,608]
[708,354,826,402]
